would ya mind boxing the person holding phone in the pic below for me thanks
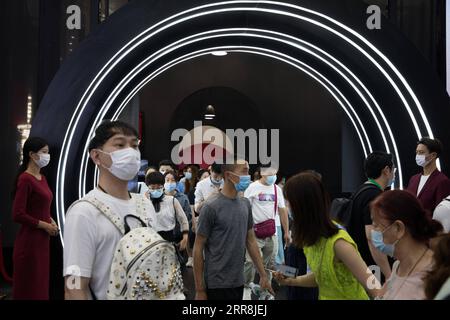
[274,171,381,300]
[243,164,290,300]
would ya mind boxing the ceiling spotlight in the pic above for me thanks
[211,51,228,57]
[204,104,216,119]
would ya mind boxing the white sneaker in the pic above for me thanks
[243,287,252,300]
[186,257,193,267]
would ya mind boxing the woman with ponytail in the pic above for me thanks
[370,190,443,300]
[11,137,58,300]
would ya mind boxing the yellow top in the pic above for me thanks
[304,228,369,300]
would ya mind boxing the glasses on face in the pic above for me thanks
[373,221,395,233]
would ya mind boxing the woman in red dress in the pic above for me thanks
[12,137,59,300]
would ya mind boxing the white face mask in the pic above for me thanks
[98,148,141,181]
[34,153,50,168]
[415,154,428,167]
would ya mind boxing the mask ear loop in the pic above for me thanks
[383,221,403,247]
[95,149,112,170]
[393,220,405,245]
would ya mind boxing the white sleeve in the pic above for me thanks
[194,183,204,204]
[276,185,286,208]
[244,183,254,199]
[433,203,450,233]
[174,198,189,232]
[63,202,98,278]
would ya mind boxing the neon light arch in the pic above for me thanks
[30,0,450,246]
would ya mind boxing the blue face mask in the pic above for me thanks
[230,173,252,192]
[210,177,223,186]
[265,175,277,185]
[370,223,399,257]
[387,177,395,187]
[184,172,192,180]
[150,188,164,198]
[164,182,177,193]
[387,168,396,186]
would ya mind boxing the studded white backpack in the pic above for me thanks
[72,193,185,300]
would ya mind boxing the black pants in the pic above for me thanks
[285,245,319,300]
[206,286,244,300]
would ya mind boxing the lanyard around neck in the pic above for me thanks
[368,179,383,191]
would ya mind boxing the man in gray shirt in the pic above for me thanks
[193,158,273,300]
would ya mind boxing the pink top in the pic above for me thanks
[382,260,429,300]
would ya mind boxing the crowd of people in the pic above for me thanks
[7,120,450,300]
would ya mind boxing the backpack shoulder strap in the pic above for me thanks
[70,196,125,235]
[172,196,176,219]
[130,193,150,221]
[274,184,278,218]
[351,183,379,201]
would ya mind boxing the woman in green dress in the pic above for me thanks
[274,171,381,300]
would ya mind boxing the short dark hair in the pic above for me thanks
[198,169,209,178]
[88,120,138,152]
[418,137,443,158]
[284,171,338,247]
[211,162,222,174]
[222,154,248,174]
[252,167,261,181]
[158,159,175,169]
[364,151,393,179]
[164,170,179,182]
[145,171,164,186]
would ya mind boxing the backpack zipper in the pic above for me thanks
[119,239,169,296]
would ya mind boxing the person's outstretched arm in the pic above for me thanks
[334,239,383,298]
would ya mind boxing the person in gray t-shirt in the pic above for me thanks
[193,158,273,300]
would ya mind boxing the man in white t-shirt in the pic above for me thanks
[194,162,223,214]
[243,165,290,297]
[63,120,155,300]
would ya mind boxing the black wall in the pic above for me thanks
[0,0,39,267]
